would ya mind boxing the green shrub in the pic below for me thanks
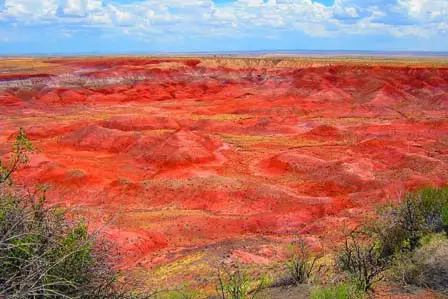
[311,283,362,299]
[373,220,409,259]
[0,129,136,298]
[376,187,448,258]
[394,194,425,251]
[388,234,448,292]
[416,187,448,232]
[375,187,448,293]
[441,205,448,228]
[0,185,132,298]
[412,234,448,292]
[336,188,448,294]
[388,251,423,286]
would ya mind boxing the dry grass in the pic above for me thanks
[214,133,347,149]
[190,114,253,121]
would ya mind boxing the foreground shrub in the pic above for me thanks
[216,266,266,299]
[399,234,448,293]
[0,194,126,298]
[418,187,448,232]
[338,230,390,292]
[377,187,448,258]
[369,187,448,293]
[389,251,423,286]
[416,234,448,293]
[0,129,135,298]
[287,238,319,285]
[389,233,448,294]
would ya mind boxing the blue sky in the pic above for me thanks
[0,0,447,54]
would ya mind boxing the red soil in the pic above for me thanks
[0,57,447,288]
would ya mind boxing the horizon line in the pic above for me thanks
[1,49,448,58]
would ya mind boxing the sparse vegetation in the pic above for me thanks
[413,234,448,292]
[379,187,448,255]
[389,251,423,286]
[0,127,33,185]
[216,265,266,299]
[212,187,448,298]
[336,187,448,294]
[311,283,362,299]
[338,230,391,292]
[287,238,319,285]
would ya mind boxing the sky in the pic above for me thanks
[0,0,447,54]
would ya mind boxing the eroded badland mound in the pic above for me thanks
[1,56,447,292]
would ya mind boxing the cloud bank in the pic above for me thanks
[0,0,447,53]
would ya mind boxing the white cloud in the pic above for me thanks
[107,5,132,25]
[0,0,446,41]
[61,0,102,17]
[397,0,448,21]
[62,0,86,16]
[4,0,59,18]
[239,0,264,8]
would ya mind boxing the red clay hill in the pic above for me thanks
[0,56,447,290]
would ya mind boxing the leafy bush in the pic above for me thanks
[418,187,448,231]
[394,194,425,251]
[441,205,448,228]
[0,129,135,298]
[411,234,448,292]
[388,234,448,293]
[311,283,362,299]
[375,187,448,259]
[371,187,448,293]
[373,221,409,260]
[388,251,423,286]
[319,188,448,295]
